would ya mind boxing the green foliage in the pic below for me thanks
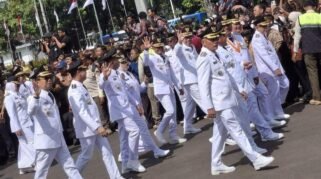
[32,58,48,68]
[0,0,205,52]
[181,0,205,14]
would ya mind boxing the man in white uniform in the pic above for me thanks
[251,17,290,120]
[228,20,287,128]
[67,61,124,179]
[197,32,275,175]
[4,78,36,175]
[16,71,34,99]
[173,29,208,134]
[217,29,284,142]
[142,37,186,145]
[98,55,146,173]
[117,58,170,160]
[27,71,83,179]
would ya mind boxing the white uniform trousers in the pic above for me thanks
[235,98,261,150]
[34,137,82,179]
[155,89,178,139]
[247,92,277,139]
[120,106,159,159]
[278,75,290,104]
[76,135,122,179]
[211,106,259,167]
[17,126,36,169]
[259,74,288,117]
[181,83,207,131]
[135,116,159,154]
[253,81,275,122]
[117,117,140,164]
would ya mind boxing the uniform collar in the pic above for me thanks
[201,47,215,56]
[71,80,83,86]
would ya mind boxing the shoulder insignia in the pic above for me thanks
[72,84,77,89]
[200,52,207,57]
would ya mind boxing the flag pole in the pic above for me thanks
[4,20,14,60]
[77,7,88,47]
[122,0,128,16]
[38,0,49,33]
[106,0,116,32]
[92,0,104,44]
[169,0,176,18]
[33,0,43,36]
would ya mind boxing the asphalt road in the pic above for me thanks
[1,102,321,179]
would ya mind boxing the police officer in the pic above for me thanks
[142,37,187,145]
[67,61,124,179]
[28,71,83,179]
[98,56,146,174]
[251,17,290,120]
[117,58,170,159]
[197,32,275,175]
[4,78,36,175]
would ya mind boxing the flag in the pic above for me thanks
[3,20,10,36]
[102,0,106,10]
[17,16,23,34]
[83,0,94,8]
[54,9,59,23]
[68,0,78,14]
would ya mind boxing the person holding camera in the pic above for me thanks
[52,28,73,55]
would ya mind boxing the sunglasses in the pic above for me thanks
[120,61,129,64]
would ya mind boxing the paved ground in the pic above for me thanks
[1,102,321,179]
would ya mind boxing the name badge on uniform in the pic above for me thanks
[86,98,92,105]
[115,84,122,91]
[227,61,235,68]
[113,77,117,81]
[44,108,51,117]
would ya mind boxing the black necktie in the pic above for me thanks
[83,84,88,91]
[160,55,166,63]
[214,52,220,60]
[48,92,55,103]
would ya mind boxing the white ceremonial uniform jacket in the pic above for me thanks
[99,70,139,122]
[68,80,101,139]
[229,32,259,79]
[217,45,254,94]
[196,47,238,111]
[174,43,199,85]
[165,46,183,85]
[19,81,34,99]
[251,30,285,76]
[27,90,64,150]
[118,69,147,104]
[4,91,33,133]
[143,50,182,95]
